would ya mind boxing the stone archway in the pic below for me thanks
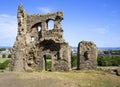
[39,40,60,71]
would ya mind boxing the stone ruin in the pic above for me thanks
[10,5,98,72]
[77,41,98,70]
[10,5,71,72]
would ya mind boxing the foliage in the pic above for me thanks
[97,55,120,66]
[0,58,11,69]
[8,54,11,58]
[46,61,52,71]
[70,54,120,67]
[71,55,77,68]
[102,50,120,55]
[46,55,52,71]
[0,48,6,51]
[110,50,120,55]
[2,54,6,58]
[46,55,52,59]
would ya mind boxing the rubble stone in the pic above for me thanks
[10,5,71,72]
[77,41,98,70]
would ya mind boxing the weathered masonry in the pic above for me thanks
[10,5,71,72]
[77,41,98,70]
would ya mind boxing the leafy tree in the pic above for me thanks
[97,55,120,66]
[2,54,6,58]
[8,54,11,58]
[0,48,6,51]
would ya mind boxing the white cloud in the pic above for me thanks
[38,7,52,13]
[0,14,17,46]
[95,27,109,34]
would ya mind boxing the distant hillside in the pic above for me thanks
[0,46,120,51]
[98,47,120,51]
[0,46,13,49]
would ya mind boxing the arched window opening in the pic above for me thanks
[48,20,54,30]
[31,37,35,42]
[38,26,41,31]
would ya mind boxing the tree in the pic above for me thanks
[2,54,6,58]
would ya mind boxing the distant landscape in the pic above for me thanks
[1,46,120,51]
[72,47,120,51]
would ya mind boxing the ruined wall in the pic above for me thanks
[10,5,71,72]
[77,41,98,70]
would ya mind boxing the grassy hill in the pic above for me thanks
[0,58,120,87]
[0,70,120,87]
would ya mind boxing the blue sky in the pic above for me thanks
[0,0,120,47]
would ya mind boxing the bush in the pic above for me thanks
[46,61,52,71]
[97,55,120,66]
[71,55,77,68]
[0,48,6,51]
[0,59,11,69]
[2,54,6,58]
[8,54,11,58]
[45,54,52,71]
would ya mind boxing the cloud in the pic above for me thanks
[0,14,17,46]
[38,7,52,13]
[95,27,109,34]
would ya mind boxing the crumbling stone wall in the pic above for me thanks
[77,41,98,70]
[10,5,71,72]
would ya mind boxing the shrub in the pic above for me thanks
[97,55,120,66]
[46,61,52,71]
[71,55,77,68]
[2,54,6,58]
[8,54,11,58]
[0,59,11,69]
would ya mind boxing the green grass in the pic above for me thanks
[0,58,11,70]
[0,58,10,63]
[13,70,120,87]
[46,59,52,71]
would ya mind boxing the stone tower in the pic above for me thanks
[77,41,98,70]
[10,5,71,72]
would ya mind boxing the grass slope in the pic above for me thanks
[0,70,120,87]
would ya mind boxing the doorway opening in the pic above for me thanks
[43,54,52,71]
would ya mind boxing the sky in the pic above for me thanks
[0,0,120,47]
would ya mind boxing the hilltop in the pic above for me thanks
[0,70,120,87]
